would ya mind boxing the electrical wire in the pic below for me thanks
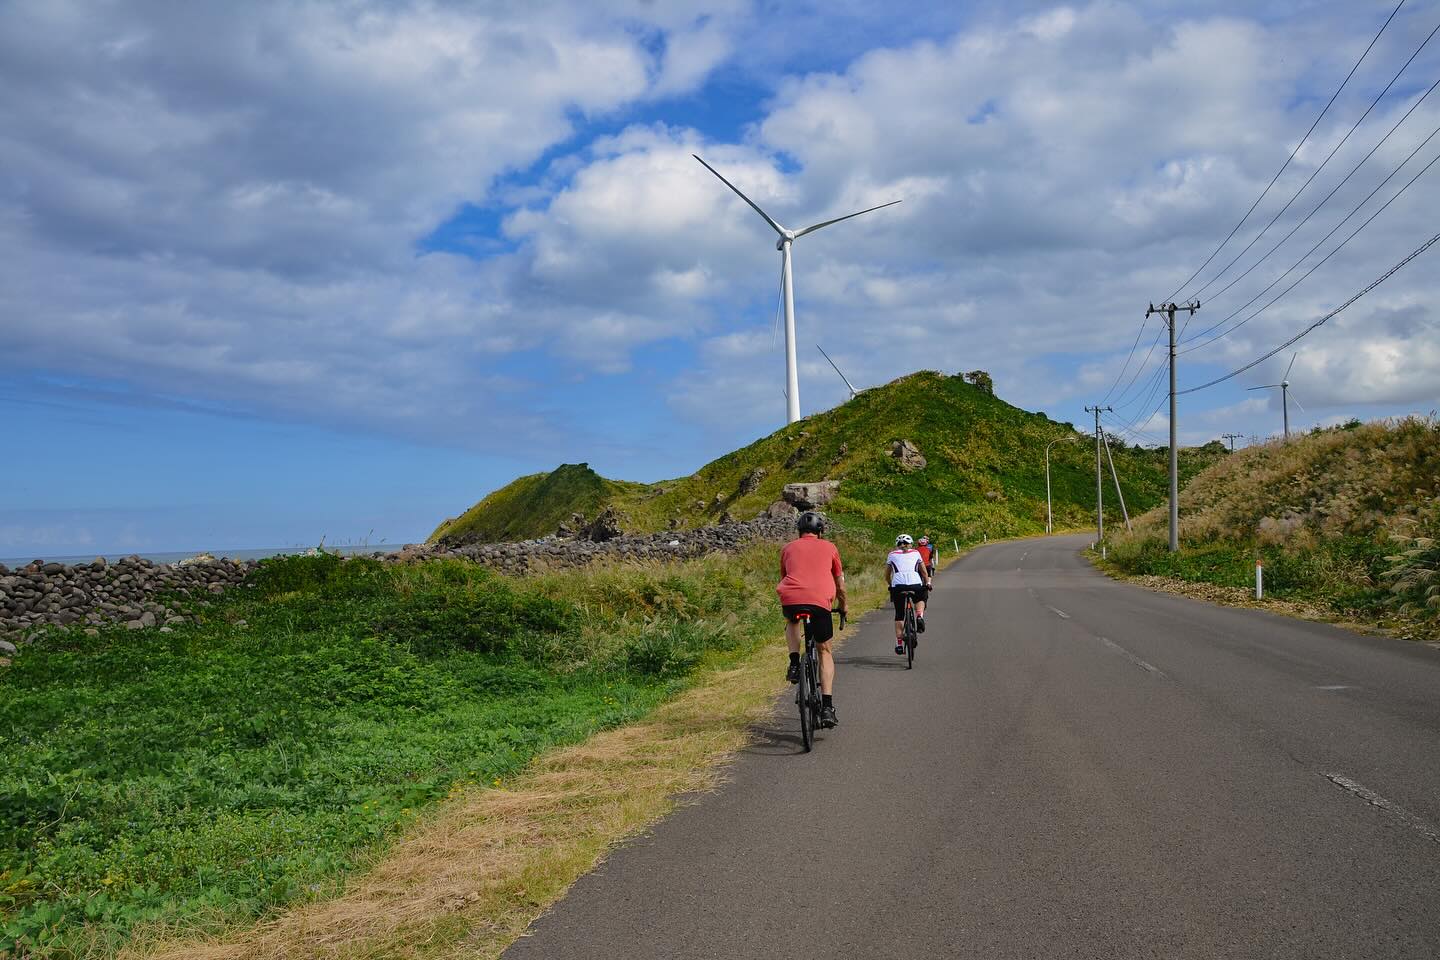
[1187,17,1440,306]
[1157,0,1407,306]
[1099,315,1150,404]
[1178,231,1440,395]
[1184,74,1440,324]
[1180,138,1440,354]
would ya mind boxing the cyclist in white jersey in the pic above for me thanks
[887,534,931,655]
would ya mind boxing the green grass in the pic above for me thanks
[431,371,1227,548]
[1105,416,1440,631]
[0,539,878,958]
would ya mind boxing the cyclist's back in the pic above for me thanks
[777,511,846,728]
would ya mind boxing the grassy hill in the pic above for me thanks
[431,463,646,544]
[433,371,1227,548]
[1106,416,1440,632]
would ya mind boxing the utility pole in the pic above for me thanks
[1100,427,1131,532]
[1222,432,1242,452]
[1084,405,1112,543]
[1146,300,1199,553]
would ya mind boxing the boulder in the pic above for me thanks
[782,481,840,510]
[738,467,767,495]
[585,507,623,543]
[765,499,799,519]
[889,439,927,472]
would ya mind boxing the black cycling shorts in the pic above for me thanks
[890,584,928,620]
[782,604,834,643]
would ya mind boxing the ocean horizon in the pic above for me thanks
[0,543,406,568]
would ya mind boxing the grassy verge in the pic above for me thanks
[1,536,886,958]
[1096,418,1440,643]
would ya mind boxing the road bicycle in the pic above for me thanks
[795,608,844,752]
[901,594,918,670]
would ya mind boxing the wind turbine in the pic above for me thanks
[816,344,859,400]
[694,154,901,423]
[1247,353,1306,441]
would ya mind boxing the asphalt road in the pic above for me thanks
[505,535,1440,958]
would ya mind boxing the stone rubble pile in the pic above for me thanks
[0,513,820,652]
[0,554,256,649]
[421,513,807,576]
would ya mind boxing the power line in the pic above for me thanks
[1158,0,1407,306]
[1187,16,1440,305]
[1180,139,1440,355]
[1099,315,1151,404]
[1185,74,1440,324]
[1112,328,1167,406]
[1178,231,1440,395]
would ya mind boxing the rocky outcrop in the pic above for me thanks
[738,467,767,495]
[584,507,624,542]
[782,480,840,510]
[890,439,927,471]
[764,499,799,519]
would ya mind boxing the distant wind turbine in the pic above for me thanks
[817,344,859,400]
[1247,353,1306,441]
[694,154,901,424]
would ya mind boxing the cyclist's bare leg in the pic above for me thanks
[917,600,926,619]
[817,640,835,694]
[785,619,803,654]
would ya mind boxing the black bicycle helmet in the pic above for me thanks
[796,511,826,535]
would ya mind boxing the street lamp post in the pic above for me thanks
[1045,437,1079,535]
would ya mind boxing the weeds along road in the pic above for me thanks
[505,534,1440,959]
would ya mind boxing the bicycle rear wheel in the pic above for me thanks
[904,600,917,670]
[796,667,813,752]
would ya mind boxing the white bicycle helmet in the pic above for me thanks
[895,534,914,547]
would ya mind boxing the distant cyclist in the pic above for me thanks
[917,536,937,581]
[777,511,847,728]
[887,534,930,655]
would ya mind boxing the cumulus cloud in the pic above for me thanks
[3,0,1437,460]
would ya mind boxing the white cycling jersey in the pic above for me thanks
[887,549,926,587]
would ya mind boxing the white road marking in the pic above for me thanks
[1098,637,1168,679]
[1323,773,1440,845]
[1314,684,1354,691]
[1048,606,1071,620]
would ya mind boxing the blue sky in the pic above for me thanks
[2,0,1438,556]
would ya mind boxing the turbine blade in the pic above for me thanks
[1246,384,1282,390]
[793,199,903,239]
[1289,391,1306,413]
[693,154,785,237]
[817,344,860,395]
[1284,352,1297,381]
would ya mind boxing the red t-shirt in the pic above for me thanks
[777,535,843,607]
[916,543,933,566]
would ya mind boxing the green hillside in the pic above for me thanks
[430,463,645,543]
[434,372,1226,548]
[1107,416,1440,632]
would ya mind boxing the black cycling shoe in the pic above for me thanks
[819,705,838,728]
[786,660,801,684]
[917,616,926,633]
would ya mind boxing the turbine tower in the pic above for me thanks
[694,154,900,423]
[1247,353,1306,441]
[817,344,859,400]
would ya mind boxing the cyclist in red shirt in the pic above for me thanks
[917,536,937,581]
[777,511,847,728]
